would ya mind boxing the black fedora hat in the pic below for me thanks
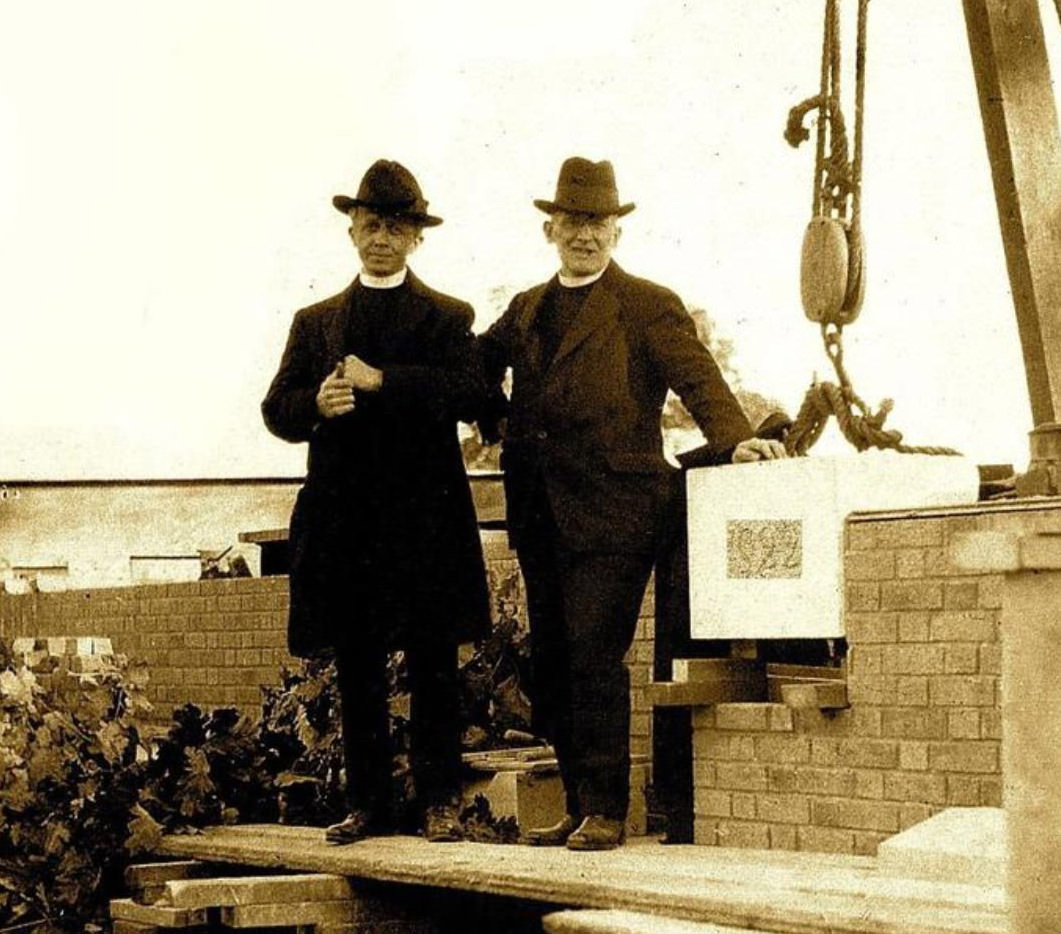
[332,159,443,227]
[534,157,635,217]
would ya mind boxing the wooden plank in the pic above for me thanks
[963,0,1061,428]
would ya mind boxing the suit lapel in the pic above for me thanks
[515,281,550,374]
[548,263,621,371]
[322,283,356,367]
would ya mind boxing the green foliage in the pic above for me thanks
[459,567,532,749]
[456,794,520,844]
[140,704,277,830]
[258,659,346,826]
[0,657,150,931]
[0,567,532,925]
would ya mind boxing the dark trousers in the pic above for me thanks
[334,628,461,820]
[517,495,655,821]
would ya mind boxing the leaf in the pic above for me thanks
[0,669,36,708]
[96,720,129,765]
[43,822,71,858]
[177,747,216,818]
[125,803,164,855]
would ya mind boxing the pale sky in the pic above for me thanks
[0,1,1052,479]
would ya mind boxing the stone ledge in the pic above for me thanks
[543,908,763,934]
[876,807,1005,889]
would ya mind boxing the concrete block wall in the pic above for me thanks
[691,502,1061,856]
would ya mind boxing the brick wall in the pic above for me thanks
[0,533,656,755]
[0,576,293,717]
[692,502,1061,856]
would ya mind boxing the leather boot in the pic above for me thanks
[565,815,626,851]
[522,813,580,846]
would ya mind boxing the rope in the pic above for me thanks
[784,325,962,458]
[781,1,957,458]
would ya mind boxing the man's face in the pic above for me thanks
[544,211,620,278]
[349,209,421,277]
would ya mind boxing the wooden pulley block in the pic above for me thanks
[800,216,865,325]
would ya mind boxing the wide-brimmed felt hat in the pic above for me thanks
[534,157,635,218]
[332,159,443,227]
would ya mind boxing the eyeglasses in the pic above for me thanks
[551,213,616,234]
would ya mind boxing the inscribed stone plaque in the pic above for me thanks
[686,453,981,640]
[726,519,802,579]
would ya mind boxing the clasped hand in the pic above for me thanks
[315,355,384,419]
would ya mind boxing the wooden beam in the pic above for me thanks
[963,0,1061,428]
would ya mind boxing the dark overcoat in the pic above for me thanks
[262,272,491,657]
[479,261,753,554]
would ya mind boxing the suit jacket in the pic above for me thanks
[262,271,491,657]
[479,261,752,554]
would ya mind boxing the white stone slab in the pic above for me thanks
[686,452,980,639]
[876,807,1006,888]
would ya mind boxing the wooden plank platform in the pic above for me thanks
[156,825,1005,934]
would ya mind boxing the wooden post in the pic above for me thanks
[963,0,1061,488]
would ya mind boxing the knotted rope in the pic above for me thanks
[785,325,961,457]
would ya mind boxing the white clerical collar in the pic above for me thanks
[558,265,608,289]
[359,267,408,289]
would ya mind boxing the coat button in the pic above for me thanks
[536,430,548,440]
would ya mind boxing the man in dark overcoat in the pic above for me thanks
[478,157,786,850]
[262,159,490,844]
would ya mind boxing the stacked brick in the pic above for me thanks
[690,506,1033,856]
[0,543,657,753]
[10,634,121,690]
[0,577,293,719]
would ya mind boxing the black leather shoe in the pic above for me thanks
[325,809,386,845]
[423,802,463,842]
[522,813,580,847]
[565,815,626,851]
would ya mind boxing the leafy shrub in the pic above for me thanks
[0,567,532,926]
[0,656,150,931]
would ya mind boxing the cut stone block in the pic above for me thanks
[686,453,979,639]
[653,659,766,707]
[109,898,207,927]
[544,909,766,934]
[125,861,208,905]
[221,899,356,927]
[780,681,849,709]
[125,860,207,887]
[876,806,1006,888]
[463,761,648,835]
[670,659,762,684]
[160,873,353,908]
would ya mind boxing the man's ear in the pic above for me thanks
[542,219,555,243]
[613,224,622,247]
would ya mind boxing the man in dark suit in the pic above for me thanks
[478,157,785,850]
[262,159,490,844]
